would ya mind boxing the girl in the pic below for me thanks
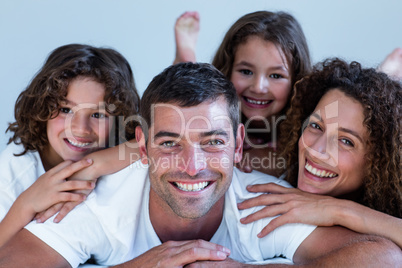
[238,58,402,248]
[174,11,311,176]
[0,44,140,246]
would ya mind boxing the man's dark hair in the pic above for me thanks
[140,62,239,137]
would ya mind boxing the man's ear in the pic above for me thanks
[135,126,148,165]
[234,123,245,163]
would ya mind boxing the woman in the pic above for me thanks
[238,58,402,248]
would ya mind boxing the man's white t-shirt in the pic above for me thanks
[25,161,316,267]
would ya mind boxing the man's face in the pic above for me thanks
[136,97,244,219]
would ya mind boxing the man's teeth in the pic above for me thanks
[305,162,337,178]
[175,182,210,192]
[245,97,271,105]
[67,139,91,148]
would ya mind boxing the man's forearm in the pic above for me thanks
[0,229,70,268]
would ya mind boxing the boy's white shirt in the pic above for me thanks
[0,142,45,221]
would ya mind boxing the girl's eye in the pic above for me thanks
[92,112,107,119]
[340,138,354,147]
[239,69,253,75]
[270,73,283,79]
[60,107,72,114]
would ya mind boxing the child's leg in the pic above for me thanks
[378,48,402,80]
[173,11,200,64]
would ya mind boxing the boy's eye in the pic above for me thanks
[270,73,282,79]
[92,112,107,119]
[239,69,253,75]
[60,107,72,114]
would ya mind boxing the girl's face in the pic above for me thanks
[43,77,110,169]
[230,36,292,122]
[297,89,369,197]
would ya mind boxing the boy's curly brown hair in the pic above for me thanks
[7,44,140,156]
[280,58,401,217]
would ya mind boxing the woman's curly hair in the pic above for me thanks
[7,44,140,155]
[280,58,401,217]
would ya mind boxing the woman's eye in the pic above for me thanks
[310,122,321,130]
[270,73,282,79]
[340,138,354,147]
[239,69,253,75]
[60,107,72,114]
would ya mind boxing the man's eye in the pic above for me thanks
[208,140,224,146]
[60,107,72,114]
[161,141,177,148]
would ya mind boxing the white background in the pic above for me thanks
[1,0,401,151]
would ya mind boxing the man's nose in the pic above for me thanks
[177,146,207,177]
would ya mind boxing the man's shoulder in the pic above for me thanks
[228,168,292,203]
[232,168,291,189]
[91,160,149,199]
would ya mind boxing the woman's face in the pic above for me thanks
[230,36,292,122]
[297,89,369,197]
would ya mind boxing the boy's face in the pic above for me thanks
[43,77,110,169]
[136,97,244,219]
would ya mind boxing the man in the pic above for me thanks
[0,63,399,267]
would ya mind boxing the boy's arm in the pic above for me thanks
[71,139,139,180]
[34,140,140,223]
[0,159,94,247]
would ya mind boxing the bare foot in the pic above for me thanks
[378,48,402,80]
[173,11,200,64]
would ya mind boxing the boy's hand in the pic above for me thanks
[18,159,95,221]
